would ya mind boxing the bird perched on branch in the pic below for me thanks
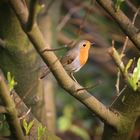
[41,40,94,81]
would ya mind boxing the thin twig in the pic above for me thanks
[120,36,128,57]
[108,47,125,75]
[77,0,93,36]
[77,80,102,92]
[96,0,140,51]
[132,7,140,25]
[115,71,120,95]
[118,85,127,95]
[57,6,81,31]
[110,85,127,107]
[125,0,140,16]
[111,40,121,94]
[120,7,140,56]
[19,108,31,120]
[41,46,67,53]
[27,0,38,31]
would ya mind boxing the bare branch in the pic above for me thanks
[27,0,38,31]
[57,6,81,31]
[41,46,67,53]
[121,6,140,56]
[19,108,31,120]
[8,0,121,129]
[120,36,128,57]
[0,76,25,140]
[95,0,140,51]
[125,0,140,16]
[109,47,125,74]
[77,0,93,36]
[77,80,102,92]
[132,7,140,25]
[9,0,28,26]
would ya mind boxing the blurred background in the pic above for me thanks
[37,0,140,140]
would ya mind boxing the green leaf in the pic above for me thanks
[23,119,34,135]
[115,0,124,11]
[7,72,16,91]
[57,117,71,132]
[125,59,133,75]
[28,120,34,133]
[58,105,74,132]
[37,124,46,140]
[127,58,140,91]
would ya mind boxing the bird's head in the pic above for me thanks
[77,40,94,52]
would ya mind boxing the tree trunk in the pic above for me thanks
[37,0,62,132]
[0,1,61,139]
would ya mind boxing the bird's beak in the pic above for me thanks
[91,42,95,46]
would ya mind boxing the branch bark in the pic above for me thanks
[0,76,25,140]
[26,0,38,31]
[8,0,120,130]
[95,0,140,51]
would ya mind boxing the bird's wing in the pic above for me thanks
[60,49,78,66]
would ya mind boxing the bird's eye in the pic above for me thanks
[83,44,86,47]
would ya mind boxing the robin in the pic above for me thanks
[41,40,94,81]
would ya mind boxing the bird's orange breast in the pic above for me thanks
[79,47,89,65]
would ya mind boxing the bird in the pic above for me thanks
[40,40,94,81]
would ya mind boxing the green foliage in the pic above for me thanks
[114,0,124,11]
[125,59,133,74]
[23,119,34,135]
[58,105,90,139]
[37,124,46,140]
[127,58,140,91]
[57,105,73,132]
[7,72,16,92]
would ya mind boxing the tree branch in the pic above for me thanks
[109,47,125,74]
[108,47,136,90]
[0,76,25,140]
[9,0,28,27]
[8,0,121,129]
[95,0,140,51]
[27,0,38,31]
